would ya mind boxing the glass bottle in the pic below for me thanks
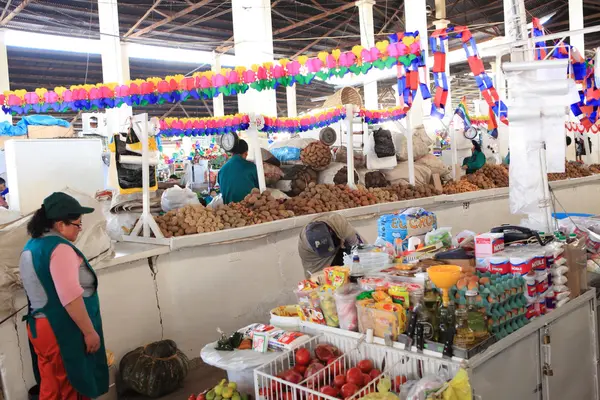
[436,303,453,343]
[465,290,489,342]
[423,278,439,338]
[412,288,434,341]
[453,308,475,348]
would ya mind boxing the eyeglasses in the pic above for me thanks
[67,222,82,229]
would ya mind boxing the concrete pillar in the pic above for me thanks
[356,0,378,109]
[569,0,584,52]
[97,0,128,84]
[120,43,131,83]
[232,0,277,116]
[404,0,429,127]
[286,84,297,117]
[503,0,529,61]
[0,31,9,93]
[212,52,225,117]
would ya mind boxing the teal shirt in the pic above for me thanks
[218,155,259,204]
[462,150,486,174]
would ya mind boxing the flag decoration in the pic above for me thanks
[532,18,548,60]
[259,107,346,133]
[430,26,508,125]
[391,31,431,110]
[455,96,471,128]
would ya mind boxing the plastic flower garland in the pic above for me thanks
[159,114,250,137]
[1,35,422,115]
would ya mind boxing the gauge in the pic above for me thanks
[220,132,239,152]
[464,126,478,140]
[319,127,337,146]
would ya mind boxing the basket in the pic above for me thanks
[254,331,462,400]
[322,87,363,109]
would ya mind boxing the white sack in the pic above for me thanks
[383,162,432,186]
[161,186,200,212]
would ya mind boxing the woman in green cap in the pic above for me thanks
[20,192,108,400]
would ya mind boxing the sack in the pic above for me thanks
[207,194,224,209]
[416,154,451,178]
[393,125,432,161]
[106,211,140,241]
[263,163,284,185]
[334,146,366,168]
[276,165,318,196]
[364,171,389,188]
[383,162,432,186]
[112,134,157,194]
[160,186,199,212]
[373,128,396,158]
[318,162,359,185]
[248,148,280,167]
[365,131,397,170]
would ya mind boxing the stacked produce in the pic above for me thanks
[155,204,225,237]
[477,164,509,188]
[189,379,248,400]
[443,180,479,195]
[239,189,295,223]
[387,183,441,200]
[278,165,318,196]
[285,183,378,215]
[368,187,399,203]
[301,141,332,171]
[333,166,359,185]
[548,161,593,181]
[364,171,389,188]
[590,164,600,174]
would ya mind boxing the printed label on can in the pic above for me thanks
[526,302,537,319]
[490,260,510,275]
[526,281,537,297]
[538,300,547,315]
[532,255,547,271]
[510,257,533,275]
[537,277,549,294]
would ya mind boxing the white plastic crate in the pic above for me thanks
[254,331,462,400]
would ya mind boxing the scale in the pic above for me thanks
[220,132,239,152]
[463,126,478,140]
[319,127,337,146]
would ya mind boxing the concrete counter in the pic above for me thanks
[1,176,600,399]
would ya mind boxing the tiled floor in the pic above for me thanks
[120,361,226,400]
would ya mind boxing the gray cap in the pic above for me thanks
[305,221,337,258]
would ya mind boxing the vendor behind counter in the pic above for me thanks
[298,213,364,278]
[217,139,259,204]
[462,140,486,174]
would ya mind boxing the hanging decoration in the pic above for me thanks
[390,31,431,110]
[360,105,409,124]
[1,38,422,115]
[430,26,508,124]
[259,106,346,133]
[159,114,250,138]
[565,121,600,134]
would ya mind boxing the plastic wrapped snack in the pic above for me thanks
[334,284,361,331]
[425,227,453,248]
[318,286,340,327]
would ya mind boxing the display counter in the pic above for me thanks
[1,175,600,400]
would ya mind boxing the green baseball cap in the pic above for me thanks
[43,192,95,220]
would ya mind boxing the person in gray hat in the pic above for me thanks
[298,213,364,277]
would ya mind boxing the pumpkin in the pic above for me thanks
[118,340,189,398]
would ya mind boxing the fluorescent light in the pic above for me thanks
[3,29,237,67]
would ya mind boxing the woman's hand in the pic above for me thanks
[84,330,101,353]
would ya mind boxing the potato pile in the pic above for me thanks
[364,171,389,188]
[155,204,224,237]
[387,183,442,200]
[463,172,496,190]
[479,164,509,187]
[548,161,593,181]
[239,189,295,223]
[279,165,318,196]
[368,187,399,203]
[284,183,378,215]
[300,141,332,171]
[443,180,480,194]
[590,164,600,174]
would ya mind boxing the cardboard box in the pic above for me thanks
[27,125,74,139]
[565,238,588,299]
[475,233,505,256]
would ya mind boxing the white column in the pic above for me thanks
[569,0,584,52]
[286,84,297,117]
[404,0,429,127]
[212,52,225,117]
[97,0,127,84]
[356,0,378,109]
[503,0,529,61]
[120,43,131,83]
[0,31,9,93]
[232,0,277,116]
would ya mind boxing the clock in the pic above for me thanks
[220,132,239,152]
[464,126,478,140]
[319,127,337,146]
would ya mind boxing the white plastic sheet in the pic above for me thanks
[200,341,280,371]
[160,186,200,212]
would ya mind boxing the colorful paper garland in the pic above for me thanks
[1,36,422,115]
[159,114,250,137]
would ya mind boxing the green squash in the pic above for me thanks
[119,340,190,397]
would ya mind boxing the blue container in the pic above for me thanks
[552,212,593,220]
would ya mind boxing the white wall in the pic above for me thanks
[2,179,600,399]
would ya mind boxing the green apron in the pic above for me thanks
[23,235,109,399]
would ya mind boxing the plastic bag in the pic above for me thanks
[263,163,284,185]
[442,369,473,400]
[112,134,157,194]
[200,341,280,371]
[406,375,447,400]
[318,162,359,185]
[105,212,140,241]
[161,186,199,212]
[455,230,476,250]
[207,194,224,209]
[269,138,316,162]
[334,284,361,331]
[425,227,453,248]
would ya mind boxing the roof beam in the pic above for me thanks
[273,2,356,35]
[128,0,214,38]
[292,16,353,58]
[1,0,34,26]
[152,6,231,35]
[0,0,13,22]
[124,0,164,38]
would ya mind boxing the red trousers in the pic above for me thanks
[27,318,90,400]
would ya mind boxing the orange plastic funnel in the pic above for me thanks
[428,265,462,306]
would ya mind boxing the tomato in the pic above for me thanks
[357,359,373,374]
[296,348,311,366]
[333,375,346,389]
[197,395,206,400]
[346,367,364,387]
[327,358,344,376]
[340,383,359,398]
[294,364,307,375]
[320,386,339,398]
[369,369,381,379]
[392,375,408,391]
[363,373,372,384]
[188,395,196,400]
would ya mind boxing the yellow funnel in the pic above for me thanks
[428,265,462,306]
